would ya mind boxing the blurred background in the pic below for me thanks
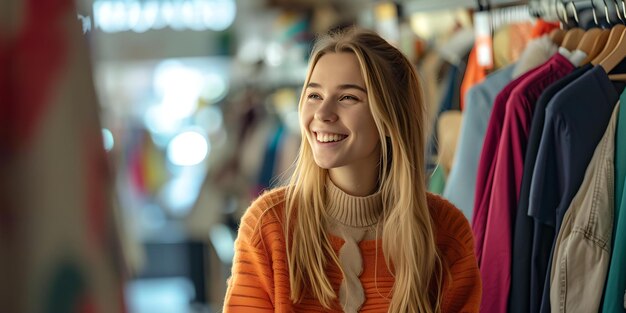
[1,0,577,312]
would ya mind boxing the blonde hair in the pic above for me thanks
[285,27,443,313]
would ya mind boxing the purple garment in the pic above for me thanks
[478,53,574,313]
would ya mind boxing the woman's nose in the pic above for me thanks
[314,99,338,122]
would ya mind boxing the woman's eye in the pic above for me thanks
[307,93,321,100]
[340,95,358,101]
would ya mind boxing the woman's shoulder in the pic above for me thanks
[237,186,289,245]
[248,186,289,214]
[426,192,475,263]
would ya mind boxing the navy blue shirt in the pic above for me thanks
[509,64,592,313]
[528,65,624,313]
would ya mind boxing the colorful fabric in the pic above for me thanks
[479,53,575,313]
[0,0,127,312]
[601,88,626,313]
[471,66,541,265]
[528,65,624,313]
[530,19,560,39]
[460,47,487,111]
[550,104,619,313]
[444,65,515,219]
[509,64,592,313]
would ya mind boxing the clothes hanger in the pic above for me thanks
[560,1,585,51]
[599,0,626,74]
[591,0,626,65]
[577,29,604,56]
[599,30,626,74]
[548,0,567,45]
[604,1,626,82]
[579,0,611,63]
[583,30,611,62]
[591,26,625,64]
[550,28,567,45]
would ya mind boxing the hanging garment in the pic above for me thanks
[437,110,463,175]
[256,124,285,193]
[0,0,127,311]
[472,42,563,266]
[527,65,625,313]
[428,165,447,194]
[274,130,301,180]
[472,67,541,265]
[427,65,463,181]
[550,103,619,313]
[479,52,576,313]
[420,52,447,138]
[428,110,462,195]
[493,22,533,69]
[444,65,515,219]
[602,89,626,313]
[509,63,593,313]
[460,47,487,110]
[530,19,560,39]
[512,36,559,79]
[446,35,557,221]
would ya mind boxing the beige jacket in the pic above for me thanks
[550,103,620,312]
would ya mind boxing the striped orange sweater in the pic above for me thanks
[223,187,482,312]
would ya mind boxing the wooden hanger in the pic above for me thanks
[561,28,585,51]
[546,0,569,45]
[592,25,626,65]
[575,28,602,55]
[578,0,612,63]
[549,28,567,46]
[580,29,610,64]
[599,27,626,74]
[559,1,585,51]
[608,73,626,80]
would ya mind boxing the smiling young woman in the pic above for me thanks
[223,27,481,313]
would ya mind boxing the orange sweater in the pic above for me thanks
[224,188,482,312]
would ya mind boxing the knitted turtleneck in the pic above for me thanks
[325,178,383,313]
[224,186,483,313]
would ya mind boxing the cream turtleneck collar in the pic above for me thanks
[325,177,383,227]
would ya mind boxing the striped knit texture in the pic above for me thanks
[223,187,482,312]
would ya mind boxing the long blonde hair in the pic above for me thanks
[285,27,443,313]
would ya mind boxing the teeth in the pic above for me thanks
[316,132,346,142]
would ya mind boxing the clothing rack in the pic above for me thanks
[529,0,626,25]
[401,0,525,14]
[402,0,626,27]
[491,4,534,30]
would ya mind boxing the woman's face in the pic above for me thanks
[301,52,380,175]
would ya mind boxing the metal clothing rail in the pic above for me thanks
[401,0,526,14]
[529,0,626,24]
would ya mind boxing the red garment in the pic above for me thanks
[531,19,560,39]
[460,47,488,110]
[479,53,574,313]
[472,67,540,265]
[1,0,127,311]
[461,19,557,112]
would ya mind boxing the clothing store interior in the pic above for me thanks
[4,0,626,312]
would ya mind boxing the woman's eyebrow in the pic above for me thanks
[306,82,366,93]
